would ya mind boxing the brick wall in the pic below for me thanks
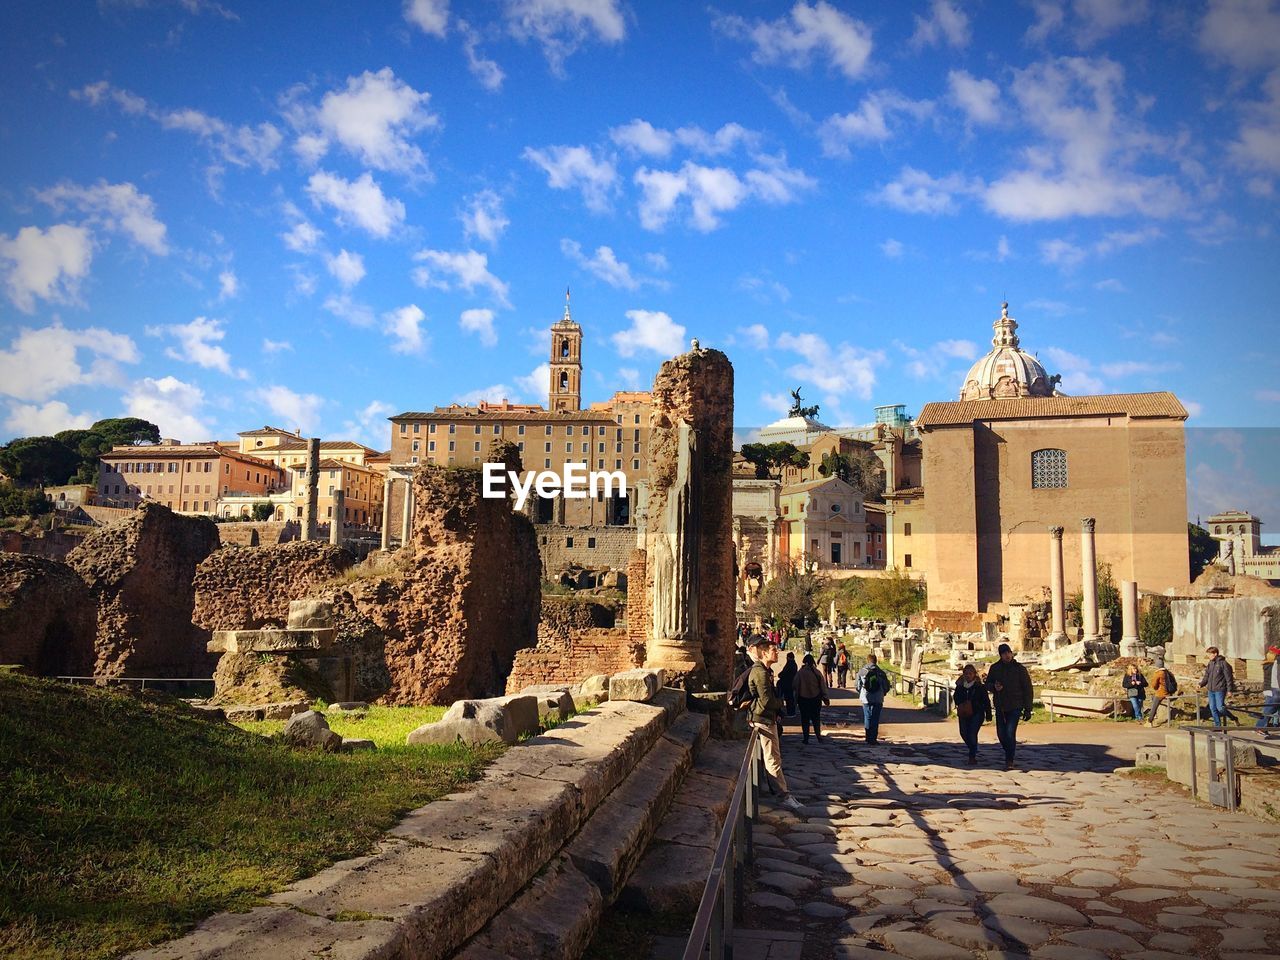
[627,548,649,652]
[505,595,643,691]
[534,523,635,577]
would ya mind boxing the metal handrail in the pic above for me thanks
[1042,690,1203,723]
[56,676,215,693]
[683,727,763,960]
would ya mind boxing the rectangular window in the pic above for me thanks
[598,459,604,469]
[412,439,420,452]
[474,425,482,434]
[905,554,913,568]
[567,425,574,436]
[428,440,435,452]
[633,458,640,470]
[904,522,912,537]
[634,414,640,424]
[582,443,588,453]
[545,425,553,435]
[518,424,526,435]
[566,442,573,453]
[545,442,552,452]
[517,441,524,451]
[413,423,420,434]
[448,440,455,451]
[400,423,407,434]
[1031,448,1069,489]
[566,537,574,548]
[411,456,419,464]
[545,458,551,468]
[474,441,481,452]
[429,423,436,434]
[448,424,456,434]
[493,425,501,434]
[598,442,605,453]
[615,459,622,469]
[588,537,596,548]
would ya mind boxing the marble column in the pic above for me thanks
[1047,525,1067,648]
[1080,517,1100,642]
[329,489,344,547]
[301,437,320,541]
[399,479,413,546]
[1120,580,1140,655]
[380,475,393,551]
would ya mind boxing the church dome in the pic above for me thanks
[959,302,1059,401]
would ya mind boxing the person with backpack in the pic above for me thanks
[1199,646,1235,727]
[741,636,803,810]
[1256,646,1280,729]
[819,640,836,686]
[855,653,890,744]
[985,643,1034,770]
[1145,657,1178,726]
[777,651,799,718]
[954,663,992,764]
[795,653,830,743]
[836,644,851,688]
[1122,664,1148,722]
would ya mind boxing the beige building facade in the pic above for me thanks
[1207,510,1280,579]
[777,476,872,571]
[98,441,284,514]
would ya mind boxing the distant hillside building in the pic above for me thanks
[98,440,284,514]
[1207,510,1280,579]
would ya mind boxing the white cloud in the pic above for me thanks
[404,0,449,36]
[737,323,771,350]
[938,339,979,360]
[460,189,510,245]
[737,275,791,304]
[4,399,94,437]
[325,249,366,289]
[1040,238,1087,269]
[281,203,324,252]
[612,309,687,357]
[947,70,1001,126]
[561,238,667,291]
[263,338,293,353]
[1201,0,1280,71]
[1073,0,1150,45]
[911,1,970,49]
[1040,226,1161,270]
[460,19,505,91]
[609,120,760,159]
[124,376,213,442]
[818,90,932,157]
[306,170,406,237]
[504,0,627,73]
[610,119,675,157]
[872,167,977,215]
[880,238,904,259]
[1043,346,1104,393]
[0,323,137,403]
[983,57,1185,221]
[1094,277,1128,292]
[1024,298,1075,317]
[460,307,497,346]
[617,367,642,389]
[635,157,813,232]
[287,68,438,175]
[896,338,977,380]
[0,224,93,312]
[1182,399,1203,418]
[342,399,396,450]
[218,270,239,300]
[151,316,241,377]
[1094,226,1162,256]
[323,294,376,328]
[516,362,550,399]
[455,383,515,405]
[776,331,884,406]
[713,2,874,81]
[523,144,618,212]
[760,392,792,417]
[37,180,168,255]
[412,248,511,307]
[383,304,427,354]
[255,384,324,434]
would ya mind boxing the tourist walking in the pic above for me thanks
[1145,658,1178,726]
[1257,646,1280,729]
[855,653,890,744]
[1122,664,1148,722]
[985,643,1034,770]
[1199,646,1235,727]
[778,651,799,718]
[836,644,851,687]
[954,663,992,764]
[818,640,836,686]
[746,636,803,810]
[795,654,830,743]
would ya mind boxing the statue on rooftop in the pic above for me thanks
[788,387,821,420]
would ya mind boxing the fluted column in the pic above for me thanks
[380,475,393,551]
[1047,525,1067,649]
[1120,580,1140,655]
[1081,517,1099,642]
[400,479,414,547]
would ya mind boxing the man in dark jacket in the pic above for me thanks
[747,637,803,810]
[1199,646,1235,727]
[984,643,1034,770]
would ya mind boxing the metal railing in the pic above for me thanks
[683,728,763,960]
[891,672,953,716]
[1041,691,1203,723]
[1180,725,1280,811]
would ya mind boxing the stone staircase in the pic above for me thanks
[129,682,746,960]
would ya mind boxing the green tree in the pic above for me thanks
[251,502,275,521]
[740,442,810,480]
[1140,596,1173,647]
[1071,561,1122,640]
[846,448,886,500]
[0,437,81,487]
[750,561,821,629]
[818,451,853,482]
[860,568,927,621]
[0,482,53,518]
[1188,522,1216,581]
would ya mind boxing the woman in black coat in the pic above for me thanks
[955,663,993,764]
[777,651,798,717]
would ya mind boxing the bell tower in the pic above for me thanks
[549,289,582,411]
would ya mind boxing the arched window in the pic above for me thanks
[559,371,569,389]
[1031,448,1068,489]
[560,338,570,358]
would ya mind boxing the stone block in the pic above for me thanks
[407,694,540,746]
[287,598,334,629]
[281,710,342,751]
[1164,730,1257,794]
[609,668,663,702]
[222,705,264,723]
[1237,767,1280,822]
[1135,745,1167,767]
[328,701,369,713]
[521,686,576,723]
[340,738,376,752]
[577,674,609,702]
[261,699,311,720]
[207,628,336,655]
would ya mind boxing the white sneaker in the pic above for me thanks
[782,795,804,810]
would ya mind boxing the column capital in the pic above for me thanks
[1080,517,1096,533]
[1050,525,1064,539]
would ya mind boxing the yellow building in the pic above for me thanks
[98,441,284,514]
[778,476,872,571]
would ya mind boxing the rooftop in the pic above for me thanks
[916,391,1188,428]
[392,407,617,423]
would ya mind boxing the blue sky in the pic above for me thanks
[1,1,1278,526]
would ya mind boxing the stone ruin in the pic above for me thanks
[505,595,645,693]
[635,345,735,692]
[0,502,219,679]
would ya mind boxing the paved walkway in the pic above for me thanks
[744,694,1280,959]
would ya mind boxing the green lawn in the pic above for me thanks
[0,675,501,960]
[232,703,446,747]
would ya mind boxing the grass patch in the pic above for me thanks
[583,904,693,960]
[0,674,501,960]
[232,703,446,748]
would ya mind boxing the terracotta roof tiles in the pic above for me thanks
[916,392,1187,429]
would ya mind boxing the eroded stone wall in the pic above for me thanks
[66,502,220,678]
[0,554,96,675]
[193,541,354,631]
[535,523,635,577]
[505,596,643,691]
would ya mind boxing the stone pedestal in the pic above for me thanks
[1120,579,1141,656]
[1046,525,1067,648]
[1080,517,1100,642]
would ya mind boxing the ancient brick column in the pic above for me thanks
[301,437,320,541]
[1047,525,1067,649]
[1120,579,1140,655]
[329,489,344,547]
[643,344,734,691]
[1080,517,1100,642]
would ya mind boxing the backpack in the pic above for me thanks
[864,667,886,694]
[837,651,849,667]
[729,667,756,711]
[1162,669,1178,695]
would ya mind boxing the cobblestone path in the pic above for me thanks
[747,724,1280,960]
